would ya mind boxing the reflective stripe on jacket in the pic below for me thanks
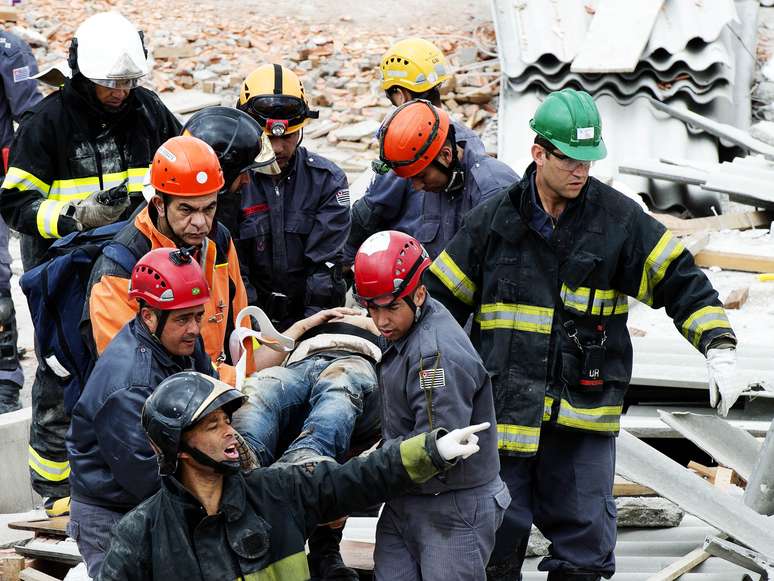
[426,162,735,455]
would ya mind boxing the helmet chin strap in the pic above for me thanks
[431,126,464,197]
[403,296,422,323]
[180,441,241,475]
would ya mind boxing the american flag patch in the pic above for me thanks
[335,189,350,206]
[12,66,30,83]
[419,368,446,389]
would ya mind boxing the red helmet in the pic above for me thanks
[129,248,211,310]
[378,99,450,178]
[150,135,225,196]
[353,231,431,307]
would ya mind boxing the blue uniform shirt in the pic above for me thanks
[0,29,41,151]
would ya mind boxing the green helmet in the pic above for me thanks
[529,89,607,162]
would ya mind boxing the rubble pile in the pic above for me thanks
[4,0,501,175]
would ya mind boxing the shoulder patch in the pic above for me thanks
[419,368,446,389]
[12,66,30,83]
[335,189,350,206]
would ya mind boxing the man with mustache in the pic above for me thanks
[67,247,217,578]
[86,135,252,387]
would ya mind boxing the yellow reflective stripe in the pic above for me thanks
[2,167,51,194]
[543,396,554,421]
[497,423,541,453]
[36,199,67,239]
[560,284,629,316]
[681,305,733,348]
[28,446,70,481]
[637,231,685,306]
[215,262,229,269]
[556,399,622,432]
[241,551,309,579]
[429,250,476,306]
[49,167,149,201]
[475,303,553,334]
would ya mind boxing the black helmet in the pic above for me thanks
[142,371,247,476]
[182,106,279,186]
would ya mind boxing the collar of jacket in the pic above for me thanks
[386,296,438,356]
[163,471,246,522]
[135,206,217,292]
[131,317,196,372]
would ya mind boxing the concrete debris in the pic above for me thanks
[331,119,381,142]
[723,287,750,309]
[616,497,684,528]
[525,526,550,557]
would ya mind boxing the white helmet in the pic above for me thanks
[71,12,148,89]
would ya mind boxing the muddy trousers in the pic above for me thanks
[488,425,617,580]
[28,355,70,498]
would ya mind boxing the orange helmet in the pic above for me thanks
[376,99,450,179]
[150,136,225,196]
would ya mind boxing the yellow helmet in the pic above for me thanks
[380,38,451,94]
[237,64,318,136]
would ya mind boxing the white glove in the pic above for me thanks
[67,179,130,229]
[707,347,746,417]
[436,422,490,461]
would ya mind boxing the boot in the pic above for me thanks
[308,525,359,581]
[546,570,602,581]
[0,380,20,414]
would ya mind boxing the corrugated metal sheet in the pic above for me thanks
[643,0,737,55]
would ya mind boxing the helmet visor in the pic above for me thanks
[242,95,310,128]
[91,77,141,90]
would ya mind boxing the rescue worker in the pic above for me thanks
[424,88,741,580]
[181,106,280,238]
[67,248,217,578]
[87,135,251,387]
[351,99,517,263]
[97,371,489,580]
[0,28,42,413]
[0,11,180,513]
[353,230,509,580]
[344,38,499,263]
[236,64,350,329]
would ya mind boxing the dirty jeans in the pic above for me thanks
[490,424,617,578]
[232,352,378,465]
[374,477,511,581]
[68,499,125,578]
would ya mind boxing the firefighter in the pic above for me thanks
[236,64,350,329]
[354,100,516,262]
[344,38,505,263]
[181,106,280,237]
[67,248,217,578]
[97,371,489,580]
[0,27,42,413]
[424,88,741,580]
[353,230,509,580]
[0,11,180,513]
[87,136,252,387]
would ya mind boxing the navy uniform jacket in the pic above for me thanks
[378,296,500,494]
[0,29,41,151]
[345,121,518,261]
[67,318,215,511]
[237,146,350,328]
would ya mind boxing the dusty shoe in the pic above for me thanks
[0,380,20,414]
[43,496,71,518]
[276,448,335,466]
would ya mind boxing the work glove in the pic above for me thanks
[436,422,490,461]
[65,179,130,230]
[706,347,746,417]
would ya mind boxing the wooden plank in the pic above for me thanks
[9,517,69,536]
[570,0,664,73]
[713,467,734,491]
[723,287,749,309]
[645,546,711,581]
[614,476,658,497]
[0,8,19,22]
[682,232,710,256]
[0,552,25,579]
[693,250,774,273]
[19,569,60,581]
[652,210,774,236]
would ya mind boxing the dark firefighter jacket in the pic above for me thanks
[98,431,452,581]
[426,163,736,456]
[0,74,180,268]
[67,318,215,511]
[238,146,350,329]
